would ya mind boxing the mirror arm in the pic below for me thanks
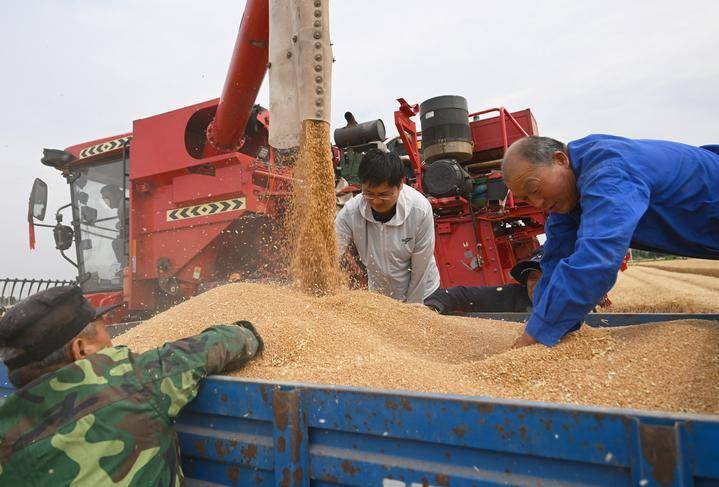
[59,249,78,269]
[55,202,73,222]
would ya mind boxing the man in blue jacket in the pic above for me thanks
[502,134,719,348]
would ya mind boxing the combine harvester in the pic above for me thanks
[2,0,719,484]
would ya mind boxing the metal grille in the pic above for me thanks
[0,278,75,307]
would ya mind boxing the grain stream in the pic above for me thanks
[285,119,342,295]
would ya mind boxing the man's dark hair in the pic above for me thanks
[358,149,404,187]
[508,136,567,165]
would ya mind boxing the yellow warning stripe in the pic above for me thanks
[78,136,132,159]
[166,197,246,222]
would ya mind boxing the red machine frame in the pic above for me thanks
[394,100,546,287]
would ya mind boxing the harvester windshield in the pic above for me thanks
[70,158,127,292]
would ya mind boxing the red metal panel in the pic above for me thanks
[470,109,538,155]
[171,162,253,205]
[131,99,219,180]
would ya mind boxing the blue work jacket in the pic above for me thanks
[528,134,719,345]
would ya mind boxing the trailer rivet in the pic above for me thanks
[314,53,322,61]
[314,0,321,6]
[313,20,321,28]
[315,99,323,106]
[313,31,321,39]
[315,87,323,94]
[292,35,298,43]
[314,9,321,17]
[315,75,323,83]
[314,64,322,72]
[314,41,322,49]
[316,110,323,117]
[286,51,292,58]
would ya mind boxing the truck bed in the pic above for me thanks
[2,363,718,486]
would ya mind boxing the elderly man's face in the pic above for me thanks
[503,150,578,214]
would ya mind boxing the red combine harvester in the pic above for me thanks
[27,0,286,321]
[25,0,544,323]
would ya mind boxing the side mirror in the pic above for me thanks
[81,206,98,225]
[53,224,74,251]
[29,178,48,221]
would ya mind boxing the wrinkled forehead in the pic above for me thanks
[503,156,538,186]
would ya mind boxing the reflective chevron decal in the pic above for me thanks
[166,197,246,222]
[78,136,132,159]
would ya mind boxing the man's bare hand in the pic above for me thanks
[512,331,539,349]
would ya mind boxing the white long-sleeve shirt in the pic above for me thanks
[335,184,440,303]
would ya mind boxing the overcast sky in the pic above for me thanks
[1,0,718,280]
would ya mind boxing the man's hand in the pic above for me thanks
[512,330,539,349]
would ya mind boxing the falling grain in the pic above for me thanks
[286,120,342,295]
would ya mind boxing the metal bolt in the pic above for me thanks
[313,20,321,27]
[314,41,322,49]
[314,9,321,17]
[315,87,323,94]
[315,99,323,107]
[314,0,321,6]
[314,64,322,72]
[314,53,322,61]
[315,75,323,83]
[316,110,323,117]
[292,35,298,43]
[313,31,321,39]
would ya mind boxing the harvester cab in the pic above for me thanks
[29,145,129,295]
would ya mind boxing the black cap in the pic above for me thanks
[0,286,119,370]
[509,246,544,285]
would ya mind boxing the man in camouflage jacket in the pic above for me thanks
[0,286,263,486]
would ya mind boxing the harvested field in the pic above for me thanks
[117,282,719,415]
[608,260,719,313]
[635,258,719,279]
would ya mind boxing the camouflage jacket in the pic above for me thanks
[0,323,261,486]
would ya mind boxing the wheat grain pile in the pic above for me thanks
[116,282,719,415]
[285,120,342,295]
[609,259,719,312]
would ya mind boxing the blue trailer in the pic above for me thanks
[1,316,718,486]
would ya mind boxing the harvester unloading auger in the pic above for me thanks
[19,0,544,323]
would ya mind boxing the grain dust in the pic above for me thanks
[116,282,719,415]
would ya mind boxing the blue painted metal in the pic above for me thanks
[465,313,719,327]
[1,364,718,485]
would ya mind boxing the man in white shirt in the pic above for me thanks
[335,149,440,303]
